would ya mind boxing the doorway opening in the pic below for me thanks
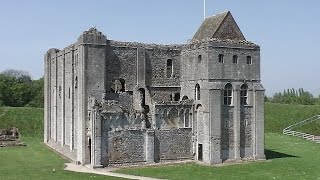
[88,138,92,164]
[198,144,203,161]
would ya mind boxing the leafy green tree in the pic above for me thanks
[0,70,44,107]
[271,88,316,105]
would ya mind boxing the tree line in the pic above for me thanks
[267,88,319,105]
[0,69,43,107]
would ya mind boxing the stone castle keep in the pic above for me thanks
[44,11,265,167]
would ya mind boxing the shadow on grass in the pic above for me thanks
[265,149,299,160]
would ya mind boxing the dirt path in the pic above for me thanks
[64,163,166,180]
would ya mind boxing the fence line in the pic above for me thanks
[282,115,320,143]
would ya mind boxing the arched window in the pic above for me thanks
[224,83,232,105]
[185,109,190,127]
[198,55,202,63]
[195,84,200,100]
[166,59,173,78]
[240,84,248,105]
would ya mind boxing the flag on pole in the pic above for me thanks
[203,0,206,20]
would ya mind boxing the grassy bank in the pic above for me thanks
[265,102,320,133]
[0,107,43,137]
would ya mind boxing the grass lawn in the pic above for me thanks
[0,107,123,179]
[0,137,123,180]
[115,133,320,180]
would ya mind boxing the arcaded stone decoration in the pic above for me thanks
[44,11,265,168]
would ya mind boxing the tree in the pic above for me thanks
[0,70,44,107]
[271,88,316,105]
[1,69,30,79]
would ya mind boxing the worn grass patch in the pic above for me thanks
[115,133,320,179]
[0,137,122,180]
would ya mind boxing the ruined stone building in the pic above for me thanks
[44,11,265,167]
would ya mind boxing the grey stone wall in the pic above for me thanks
[105,92,133,112]
[46,46,79,151]
[154,128,193,162]
[106,130,146,165]
[149,87,180,103]
[106,46,137,92]
[56,52,63,144]
[207,47,260,81]
[145,48,181,87]
[50,54,57,140]
[240,107,252,148]
[221,107,234,150]
[105,41,182,94]
[47,139,77,161]
[85,45,106,100]
[73,49,79,150]
[64,49,73,147]
[240,106,253,158]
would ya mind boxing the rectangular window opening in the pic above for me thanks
[233,55,238,64]
[247,56,252,64]
[219,54,224,63]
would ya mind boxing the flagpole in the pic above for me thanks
[203,0,206,20]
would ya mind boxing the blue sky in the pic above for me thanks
[0,0,319,96]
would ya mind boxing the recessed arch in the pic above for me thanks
[240,84,248,105]
[182,95,189,100]
[195,84,200,100]
[166,59,173,78]
[224,83,232,105]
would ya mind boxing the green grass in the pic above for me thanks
[115,133,320,179]
[294,120,320,135]
[0,137,122,180]
[0,107,122,180]
[265,102,320,133]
